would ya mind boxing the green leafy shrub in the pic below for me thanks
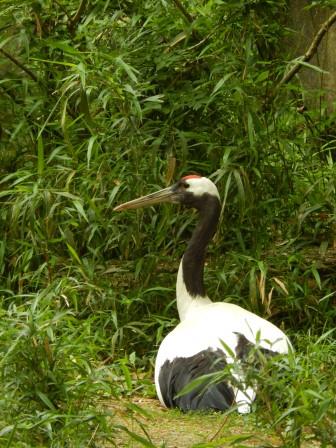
[255,331,336,447]
[0,287,115,446]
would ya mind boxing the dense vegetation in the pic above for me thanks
[1,1,335,446]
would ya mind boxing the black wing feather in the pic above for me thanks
[158,348,235,411]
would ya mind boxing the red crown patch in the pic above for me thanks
[182,174,202,180]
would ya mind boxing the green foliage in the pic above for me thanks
[0,288,116,446]
[0,0,336,445]
[255,331,336,447]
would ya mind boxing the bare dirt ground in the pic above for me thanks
[104,396,285,448]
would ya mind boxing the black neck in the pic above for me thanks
[182,195,221,297]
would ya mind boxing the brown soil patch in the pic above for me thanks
[103,396,283,447]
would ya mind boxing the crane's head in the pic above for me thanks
[113,175,220,212]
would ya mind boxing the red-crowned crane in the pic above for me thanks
[114,175,292,414]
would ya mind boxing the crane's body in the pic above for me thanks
[114,175,291,413]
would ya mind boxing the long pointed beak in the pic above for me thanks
[113,186,176,211]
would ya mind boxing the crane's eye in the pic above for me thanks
[176,180,190,191]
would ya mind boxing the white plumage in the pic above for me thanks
[154,260,291,413]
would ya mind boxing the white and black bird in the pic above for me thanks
[114,175,292,414]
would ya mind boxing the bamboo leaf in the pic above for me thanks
[36,390,56,410]
[87,135,97,168]
[73,199,88,222]
[66,243,82,265]
[272,277,289,295]
[116,57,139,83]
[37,134,44,176]
[211,73,234,96]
